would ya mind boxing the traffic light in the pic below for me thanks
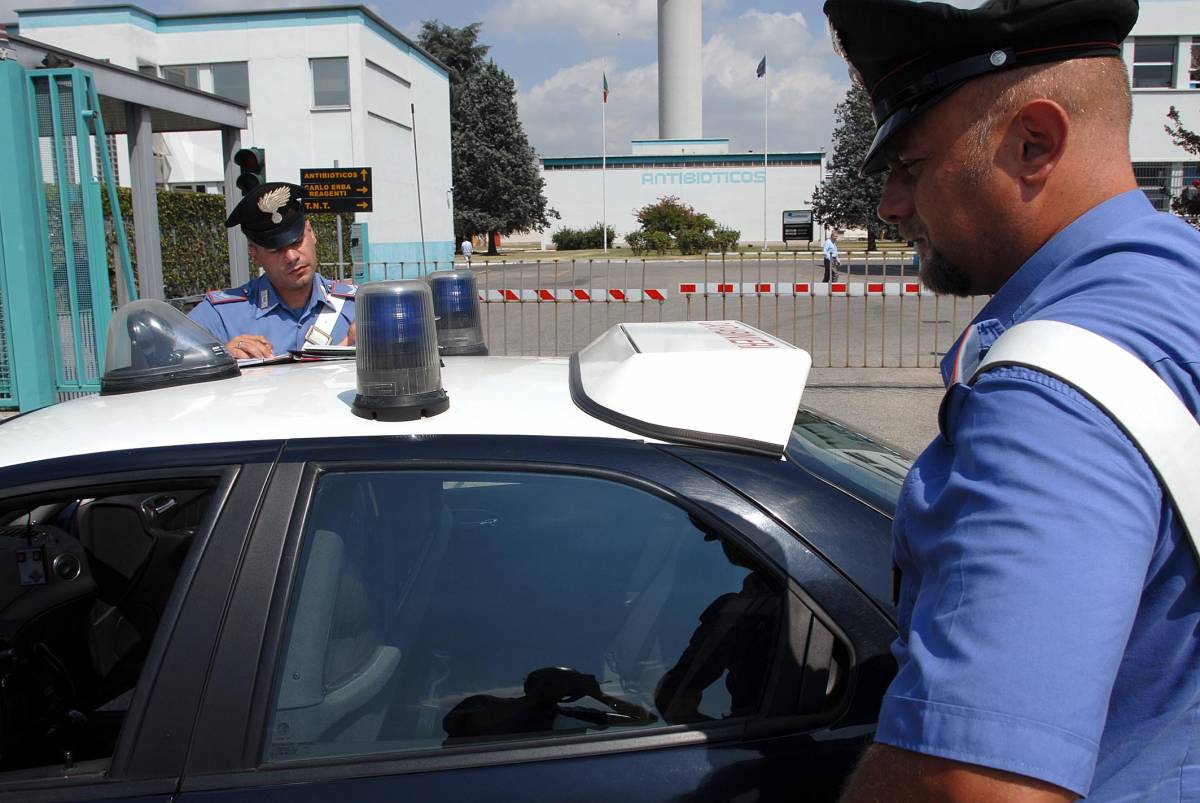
[234,147,265,195]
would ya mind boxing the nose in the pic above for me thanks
[877,170,913,226]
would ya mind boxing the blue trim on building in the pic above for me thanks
[543,152,823,168]
[15,4,449,80]
[366,240,455,278]
[18,6,157,31]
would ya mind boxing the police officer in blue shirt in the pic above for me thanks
[189,182,356,359]
[824,1,1200,801]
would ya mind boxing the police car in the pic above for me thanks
[0,273,903,802]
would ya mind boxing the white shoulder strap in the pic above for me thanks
[305,294,347,347]
[971,319,1200,565]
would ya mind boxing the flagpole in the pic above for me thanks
[602,67,608,254]
[763,51,769,251]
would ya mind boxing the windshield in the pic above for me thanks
[786,409,912,514]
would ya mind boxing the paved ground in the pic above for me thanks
[801,367,944,457]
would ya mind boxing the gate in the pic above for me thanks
[25,68,133,401]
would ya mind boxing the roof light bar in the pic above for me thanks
[100,299,239,395]
[428,270,488,356]
[352,280,449,421]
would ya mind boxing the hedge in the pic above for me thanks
[102,187,354,300]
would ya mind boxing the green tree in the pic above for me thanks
[418,21,489,113]
[418,23,555,253]
[452,60,557,253]
[810,81,896,250]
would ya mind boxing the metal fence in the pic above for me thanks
[327,253,986,369]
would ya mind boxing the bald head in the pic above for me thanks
[961,57,1133,179]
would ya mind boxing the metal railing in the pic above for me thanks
[170,253,985,370]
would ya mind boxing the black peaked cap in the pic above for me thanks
[225,182,308,249]
[823,0,1139,175]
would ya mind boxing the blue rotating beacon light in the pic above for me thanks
[428,270,488,356]
[352,281,449,421]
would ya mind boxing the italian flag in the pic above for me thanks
[603,72,609,103]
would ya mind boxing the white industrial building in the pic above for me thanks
[1126,2,1200,210]
[11,4,454,269]
[540,0,1200,246]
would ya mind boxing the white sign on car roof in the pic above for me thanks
[570,321,811,457]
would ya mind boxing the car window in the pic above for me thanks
[0,480,219,778]
[786,410,912,513]
[265,469,800,763]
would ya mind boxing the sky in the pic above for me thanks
[3,0,1189,158]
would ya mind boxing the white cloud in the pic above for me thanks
[516,7,847,158]
[486,0,656,40]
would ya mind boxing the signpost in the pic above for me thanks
[782,209,813,243]
[299,166,373,213]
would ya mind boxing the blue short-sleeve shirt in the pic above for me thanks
[187,273,355,355]
[878,191,1200,799]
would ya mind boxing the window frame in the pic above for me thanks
[178,435,883,794]
[310,57,351,109]
[1190,39,1200,90]
[159,61,251,107]
[1131,36,1179,89]
[0,443,277,801]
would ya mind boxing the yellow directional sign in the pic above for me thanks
[299,167,373,213]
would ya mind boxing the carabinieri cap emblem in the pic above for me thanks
[257,186,290,225]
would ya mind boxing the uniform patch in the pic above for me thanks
[206,288,249,305]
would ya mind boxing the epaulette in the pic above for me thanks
[329,281,357,300]
[206,287,250,305]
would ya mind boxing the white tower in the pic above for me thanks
[657,0,702,140]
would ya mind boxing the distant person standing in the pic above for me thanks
[822,229,841,282]
[460,237,473,266]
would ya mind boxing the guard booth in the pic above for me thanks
[0,34,247,411]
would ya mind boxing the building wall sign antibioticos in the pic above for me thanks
[301,167,374,213]
[541,154,822,246]
[640,170,766,186]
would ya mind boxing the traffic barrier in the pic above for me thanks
[676,282,933,296]
[480,289,670,302]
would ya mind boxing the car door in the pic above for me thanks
[177,435,896,802]
[0,442,279,803]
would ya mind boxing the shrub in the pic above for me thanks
[644,231,672,255]
[675,228,713,255]
[634,196,716,240]
[711,227,741,254]
[102,187,354,300]
[551,223,615,251]
[625,230,647,255]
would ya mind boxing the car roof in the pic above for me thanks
[0,357,638,467]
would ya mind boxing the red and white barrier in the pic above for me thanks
[676,281,932,297]
[479,288,669,302]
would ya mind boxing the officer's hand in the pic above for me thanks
[337,322,356,347]
[227,334,274,359]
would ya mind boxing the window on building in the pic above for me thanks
[1190,40,1199,89]
[161,64,199,90]
[311,57,350,107]
[263,469,826,764]
[160,62,250,107]
[211,62,250,106]
[1132,37,1178,88]
[136,63,158,77]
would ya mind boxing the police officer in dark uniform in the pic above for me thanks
[188,182,356,359]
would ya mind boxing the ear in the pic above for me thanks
[1012,99,1069,187]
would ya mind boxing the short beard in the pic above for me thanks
[919,248,975,297]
